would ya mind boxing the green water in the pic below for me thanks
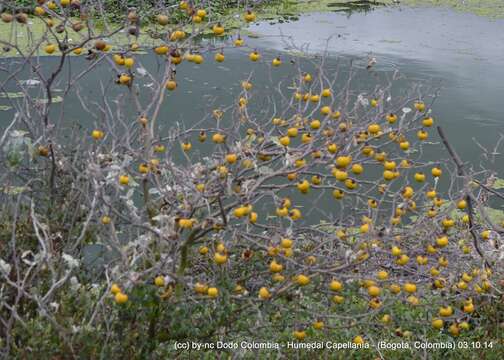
[1,7,503,224]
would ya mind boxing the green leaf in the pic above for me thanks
[492,177,504,190]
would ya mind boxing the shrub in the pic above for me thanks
[0,0,503,358]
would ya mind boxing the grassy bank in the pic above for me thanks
[262,0,504,19]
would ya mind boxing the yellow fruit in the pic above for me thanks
[462,273,472,282]
[332,189,344,199]
[272,57,282,67]
[194,282,208,294]
[310,119,321,129]
[193,54,204,64]
[368,123,381,134]
[407,295,419,305]
[414,172,426,182]
[249,51,260,62]
[327,143,338,153]
[289,209,302,220]
[214,52,225,62]
[463,302,474,313]
[431,167,442,177]
[178,218,194,229]
[311,175,322,185]
[321,106,331,115]
[329,279,343,291]
[449,323,460,336]
[301,133,312,143]
[436,235,449,247]
[214,252,228,265]
[138,164,149,174]
[212,23,225,36]
[280,238,293,249]
[322,88,331,97]
[165,80,177,90]
[156,14,169,25]
[119,74,131,85]
[333,169,348,181]
[367,285,381,297]
[44,44,57,54]
[389,284,401,294]
[370,99,378,107]
[259,287,271,300]
[123,58,134,69]
[269,260,283,273]
[212,133,225,143]
[457,199,467,209]
[111,283,121,294]
[416,255,428,265]
[115,292,128,304]
[276,207,288,217]
[335,156,352,168]
[91,129,104,140]
[226,153,238,164]
[154,144,166,153]
[297,180,310,194]
[293,330,306,341]
[415,101,426,112]
[432,318,444,329]
[383,170,395,181]
[422,116,434,127]
[154,276,165,287]
[119,175,129,185]
[312,321,324,330]
[279,136,290,147]
[303,73,312,82]
[375,151,387,162]
[207,287,219,298]
[199,246,208,255]
[33,6,46,16]
[417,130,428,140]
[331,294,344,304]
[216,243,226,253]
[244,10,256,22]
[395,253,409,265]
[351,163,363,175]
[403,283,417,293]
[353,336,364,345]
[241,80,252,90]
[234,37,245,46]
[386,113,397,124]
[439,306,453,317]
[296,274,310,286]
[377,270,388,280]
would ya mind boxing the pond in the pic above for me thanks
[1,5,503,232]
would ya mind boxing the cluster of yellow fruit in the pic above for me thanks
[111,283,128,304]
